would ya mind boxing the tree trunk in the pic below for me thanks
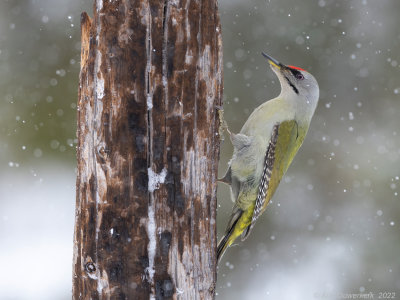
[73,1,223,299]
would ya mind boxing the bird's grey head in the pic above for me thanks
[262,52,319,113]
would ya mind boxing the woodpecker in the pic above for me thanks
[217,52,319,261]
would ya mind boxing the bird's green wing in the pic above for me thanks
[242,119,303,239]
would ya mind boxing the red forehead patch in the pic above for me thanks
[288,65,306,71]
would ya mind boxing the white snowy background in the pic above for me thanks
[0,0,399,299]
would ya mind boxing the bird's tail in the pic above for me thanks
[217,207,243,262]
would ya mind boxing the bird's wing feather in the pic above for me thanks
[242,120,300,240]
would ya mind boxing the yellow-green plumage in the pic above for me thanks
[217,54,319,262]
[217,120,309,259]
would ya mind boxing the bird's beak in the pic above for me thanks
[261,52,284,70]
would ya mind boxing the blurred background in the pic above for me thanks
[0,0,399,299]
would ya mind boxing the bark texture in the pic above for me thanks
[73,1,222,299]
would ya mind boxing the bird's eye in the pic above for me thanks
[296,73,304,80]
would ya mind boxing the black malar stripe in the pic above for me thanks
[284,76,299,94]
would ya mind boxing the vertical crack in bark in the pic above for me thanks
[191,0,203,294]
[93,3,103,296]
[162,0,168,33]
[162,0,169,163]
[145,1,156,298]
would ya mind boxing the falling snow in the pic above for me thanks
[1,0,399,299]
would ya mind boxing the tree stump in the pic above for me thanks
[73,1,223,299]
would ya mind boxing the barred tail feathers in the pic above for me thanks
[216,232,232,262]
[217,206,254,262]
[217,208,242,262]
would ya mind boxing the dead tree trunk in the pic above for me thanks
[73,1,222,299]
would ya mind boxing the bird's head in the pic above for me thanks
[262,52,319,111]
